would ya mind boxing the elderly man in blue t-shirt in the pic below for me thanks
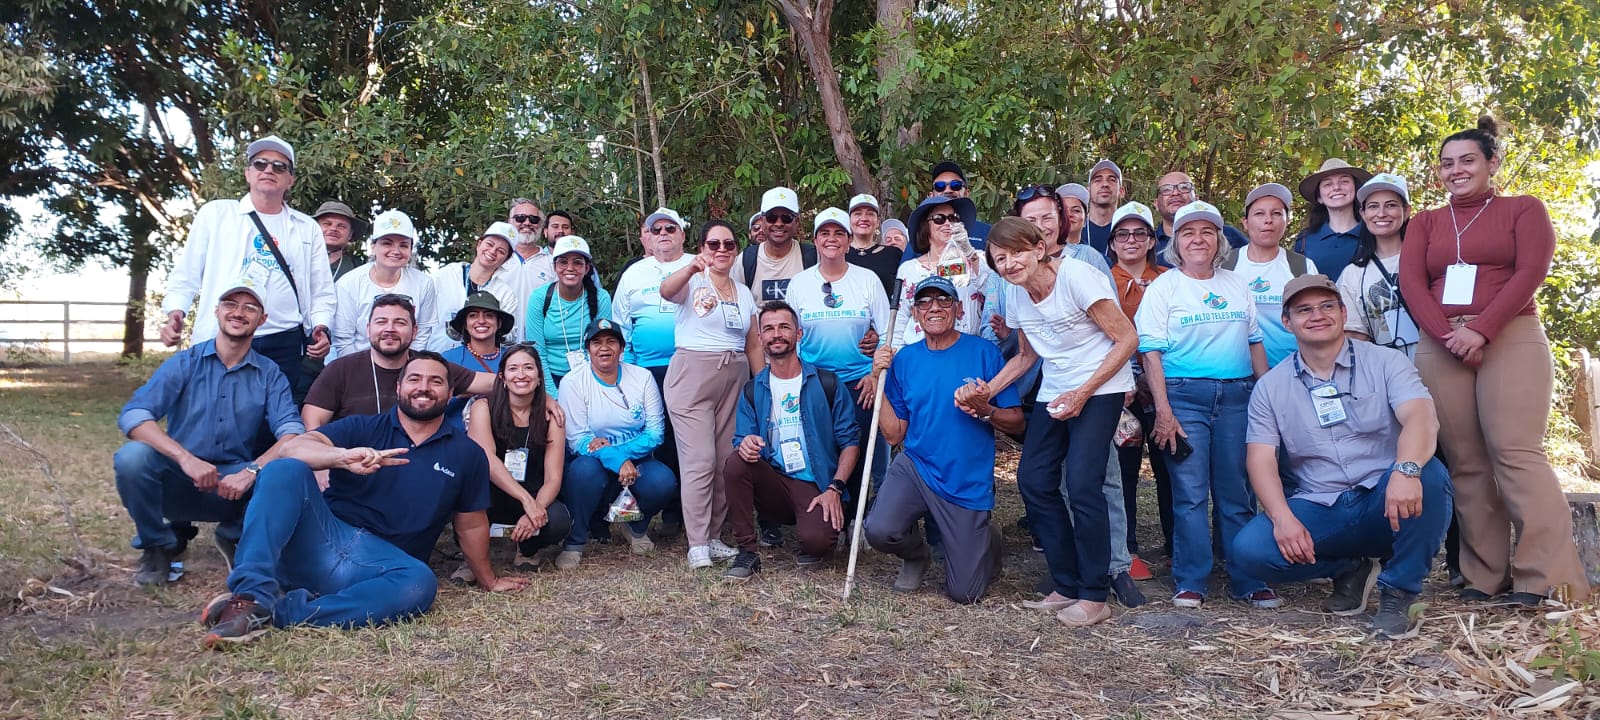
[865,276,1024,603]
[199,352,527,648]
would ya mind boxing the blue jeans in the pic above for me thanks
[1017,394,1122,602]
[1232,458,1454,595]
[560,455,677,550]
[227,459,438,628]
[113,441,249,551]
[1163,377,1266,598]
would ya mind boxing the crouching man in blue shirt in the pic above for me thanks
[115,282,303,587]
[200,351,527,648]
[866,277,1024,603]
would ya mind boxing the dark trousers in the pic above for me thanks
[864,454,1001,604]
[723,456,840,557]
[487,486,574,556]
[253,328,306,398]
[1116,403,1173,555]
[1016,394,1121,602]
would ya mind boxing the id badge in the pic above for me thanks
[721,302,743,330]
[504,448,528,483]
[657,292,676,313]
[1311,384,1347,428]
[780,438,806,474]
[565,349,586,371]
[1442,263,1477,305]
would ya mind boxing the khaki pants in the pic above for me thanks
[1415,315,1590,599]
[665,350,750,547]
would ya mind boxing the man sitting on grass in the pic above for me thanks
[200,352,526,648]
[114,281,302,586]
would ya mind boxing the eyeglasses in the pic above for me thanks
[1112,229,1154,242]
[512,214,542,225]
[701,239,737,251]
[928,213,961,225]
[933,180,966,192]
[912,295,956,309]
[648,224,680,235]
[218,299,264,315]
[1288,300,1342,319]
[1016,184,1056,203]
[249,158,292,174]
[1157,182,1195,197]
[554,255,588,267]
[764,211,796,225]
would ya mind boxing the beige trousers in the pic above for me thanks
[665,350,750,547]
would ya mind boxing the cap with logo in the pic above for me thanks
[1111,201,1156,232]
[1172,201,1224,234]
[551,235,593,261]
[583,317,625,345]
[913,275,958,298]
[642,207,689,230]
[813,207,850,234]
[369,209,419,243]
[848,194,880,213]
[760,187,800,214]
[1357,172,1411,205]
[218,277,266,306]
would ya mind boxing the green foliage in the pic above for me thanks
[1531,627,1600,682]
[1540,236,1600,356]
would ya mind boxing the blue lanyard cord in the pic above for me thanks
[1293,340,1358,399]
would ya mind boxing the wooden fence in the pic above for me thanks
[0,300,158,362]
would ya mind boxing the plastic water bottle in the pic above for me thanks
[937,222,974,288]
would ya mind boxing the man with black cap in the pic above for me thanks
[314,201,363,281]
[162,135,337,394]
[440,291,516,373]
[866,276,1023,603]
[927,161,990,242]
[1084,160,1126,256]
[115,280,303,586]
[1231,274,1450,638]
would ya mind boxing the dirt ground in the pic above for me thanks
[0,363,1595,719]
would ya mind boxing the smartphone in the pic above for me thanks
[1169,434,1194,463]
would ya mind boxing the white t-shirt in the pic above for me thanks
[787,264,890,382]
[1134,268,1262,379]
[331,266,439,359]
[1337,254,1419,357]
[891,256,999,349]
[1005,258,1135,400]
[767,372,812,482]
[1232,248,1319,367]
[674,272,757,352]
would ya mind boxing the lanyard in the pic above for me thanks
[1448,196,1492,264]
[1292,340,1357,396]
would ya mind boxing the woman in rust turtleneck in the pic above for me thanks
[1399,115,1590,607]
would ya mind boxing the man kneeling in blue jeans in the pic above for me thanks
[201,351,527,648]
[1231,275,1451,638]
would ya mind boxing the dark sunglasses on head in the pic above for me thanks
[928,213,961,225]
[250,158,292,174]
[1016,184,1056,203]
[512,214,542,224]
[701,239,737,251]
[764,211,796,225]
[648,225,680,235]
[933,180,966,192]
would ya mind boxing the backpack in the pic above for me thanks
[741,243,818,291]
[743,367,838,416]
[1225,247,1308,277]
[541,282,599,321]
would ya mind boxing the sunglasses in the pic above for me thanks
[701,239,737,251]
[928,213,961,225]
[1016,184,1056,203]
[249,158,292,174]
[512,214,543,224]
[912,295,956,309]
[764,211,796,225]
[822,281,842,309]
[648,224,680,235]
[933,180,966,192]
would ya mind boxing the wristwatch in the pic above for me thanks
[1394,461,1422,479]
[244,462,263,476]
[828,479,848,495]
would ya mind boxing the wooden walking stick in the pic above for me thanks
[843,279,903,600]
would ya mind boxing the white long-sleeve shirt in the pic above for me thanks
[161,195,336,342]
[428,262,524,351]
[331,266,440,358]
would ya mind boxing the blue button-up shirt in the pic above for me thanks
[117,340,304,464]
[1293,222,1364,282]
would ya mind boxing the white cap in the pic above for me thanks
[813,207,849,234]
[1057,183,1090,206]
[369,209,418,243]
[218,277,266,306]
[642,207,688,230]
[551,235,593,261]
[1243,183,1293,214]
[480,221,515,245]
[1358,172,1411,205]
[760,186,800,214]
[246,135,295,166]
[748,211,763,229]
[1110,201,1155,231]
[847,193,879,213]
[1172,200,1224,234]
[1088,159,1122,184]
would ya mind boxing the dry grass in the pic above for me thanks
[2,363,1598,719]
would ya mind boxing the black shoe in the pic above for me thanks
[722,551,761,582]
[759,526,784,549]
[1459,587,1497,603]
[134,547,176,587]
[1323,558,1380,616]
[202,594,272,649]
[1502,591,1547,608]
[1371,587,1418,638]
[1111,571,1146,608]
[794,552,824,568]
[893,546,931,593]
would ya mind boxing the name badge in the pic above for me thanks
[504,448,528,483]
[565,349,587,372]
[721,302,743,330]
[1442,263,1477,305]
[1311,383,1347,428]
[780,438,806,474]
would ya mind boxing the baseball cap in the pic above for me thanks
[246,135,295,166]
[1110,201,1155,231]
[748,211,763,230]
[760,187,800,214]
[1243,183,1293,214]
[1281,274,1342,307]
[848,193,880,213]
[1087,159,1123,184]
[217,278,266,306]
[1057,183,1090,206]
[1172,201,1224,234]
[813,207,849,234]
[1357,172,1411,205]
[551,235,593,261]
[480,221,515,249]
[929,161,966,181]
[369,209,418,243]
[642,207,688,231]
[583,317,625,345]
[913,275,957,298]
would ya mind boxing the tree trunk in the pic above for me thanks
[122,232,153,358]
[875,0,919,208]
[775,0,875,194]
[638,53,667,208]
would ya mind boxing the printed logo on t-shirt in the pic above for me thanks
[1204,292,1229,310]
[1249,277,1271,293]
[433,462,457,478]
[780,392,800,413]
[760,279,792,302]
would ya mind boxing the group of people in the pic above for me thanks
[112,116,1587,649]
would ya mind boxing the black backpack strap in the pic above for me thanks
[247,211,300,304]
[1371,258,1408,314]
[1222,250,1239,272]
[541,283,557,315]
[801,243,818,268]
[1286,249,1308,277]
[741,246,758,290]
[816,368,837,413]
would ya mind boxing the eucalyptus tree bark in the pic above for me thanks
[875,0,919,207]
[772,0,874,194]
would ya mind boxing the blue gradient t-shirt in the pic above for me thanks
[1134,268,1262,379]
[788,265,890,382]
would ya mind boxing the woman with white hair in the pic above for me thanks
[1134,200,1276,610]
[331,209,439,357]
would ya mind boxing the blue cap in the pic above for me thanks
[913,275,957,298]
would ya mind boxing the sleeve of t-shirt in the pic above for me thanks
[1305,257,1320,276]
[262,363,306,439]
[446,361,476,396]
[1379,347,1433,410]
[1244,280,1264,344]
[885,355,909,420]
[1245,376,1281,447]
[331,276,362,359]
[1134,278,1172,354]
[454,448,491,514]
[558,375,592,455]
[866,275,891,348]
[316,414,372,450]
[302,355,345,417]
[1065,261,1117,311]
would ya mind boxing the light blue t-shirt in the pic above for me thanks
[885,333,1020,511]
[1232,249,1319,367]
[613,255,694,368]
[788,265,891,383]
[524,282,614,397]
[1134,268,1262,379]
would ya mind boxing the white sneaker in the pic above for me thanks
[687,545,713,569]
[708,539,740,560]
